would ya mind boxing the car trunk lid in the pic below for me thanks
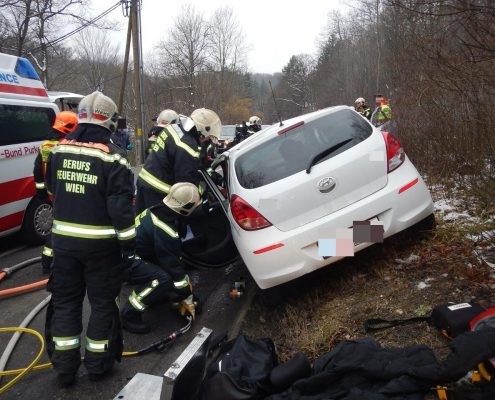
[233,108,388,232]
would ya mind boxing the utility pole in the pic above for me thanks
[131,0,145,164]
[137,0,146,162]
[118,16,132,114]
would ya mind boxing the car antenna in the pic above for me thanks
[269,80,284,127]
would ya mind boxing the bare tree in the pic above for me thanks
[72,27,120,93]
[208,6,248,110]
[157,5,210,113]
[0,0,118,86]
[277,54,317,117]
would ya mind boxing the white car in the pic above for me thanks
[197,106,434,289]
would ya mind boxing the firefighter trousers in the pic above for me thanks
[45,249,124,375]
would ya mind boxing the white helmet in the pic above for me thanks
[248,115,262,126]
[163,182,202,216]
[78,91,118,132]
[355,97,366,106]
[157,109,179,126]
[187,108,222,140]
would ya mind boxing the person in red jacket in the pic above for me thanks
[33,111,78,274]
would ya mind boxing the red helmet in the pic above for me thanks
[53,111,78,134]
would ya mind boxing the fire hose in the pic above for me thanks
[0,256,194,395]
[0,256,48,298]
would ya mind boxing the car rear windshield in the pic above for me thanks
[235,109,372,189]
[0,104,55,146]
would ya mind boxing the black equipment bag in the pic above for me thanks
[431,302,486,337]
[364,302,485,338]
[201,334,278,400]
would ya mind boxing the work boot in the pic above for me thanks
[58,372,76,387]
[88,370,112,382]
[41,253,52,275]
[121,303,150,334]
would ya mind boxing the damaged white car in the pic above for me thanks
[198,106,434,289]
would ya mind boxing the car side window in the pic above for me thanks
[0,104,55,146]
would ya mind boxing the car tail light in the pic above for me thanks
[382,131,405,172]
[230,195,272,230]
[278,121,304,135]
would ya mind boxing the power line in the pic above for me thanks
[29,1,121,54]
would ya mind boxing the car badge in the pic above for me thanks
[317,177,336,194]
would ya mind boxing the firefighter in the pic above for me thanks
[354,97,372,120]
[121,182,202,334]
[44,91,136,386]
[373,94,392,126]
[136,108,222,214]
[247,115,262,136]
[146,109,179,158]
[33,111,78,274]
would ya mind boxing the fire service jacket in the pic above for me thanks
[138,124,202,195]
[33,128,65,194]
[45,124,136,254]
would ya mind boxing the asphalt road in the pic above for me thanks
[0,233,255,399]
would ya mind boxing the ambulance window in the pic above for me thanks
[0,104,55,146]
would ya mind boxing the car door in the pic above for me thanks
[181,164,239,268]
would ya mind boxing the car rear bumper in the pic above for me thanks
[232,156,434,289]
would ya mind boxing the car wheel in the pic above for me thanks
[412,213,436,234]
[21,196,53,245]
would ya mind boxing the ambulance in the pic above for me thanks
[0,53,60,244]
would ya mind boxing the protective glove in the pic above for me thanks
[209,170,223,186]
[122,249,140,270]
[179,294,196,320]
[121,250,139,282]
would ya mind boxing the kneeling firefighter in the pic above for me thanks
[44,91,136,386]
[121,182,202,334]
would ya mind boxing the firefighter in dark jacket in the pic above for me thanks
[247,115,262,136]
[354,97,372,120]
[121,182,202,334]
[146,109,179,158]
[44,91,136,386]
[136,108,222,214]
[33,111,78,274]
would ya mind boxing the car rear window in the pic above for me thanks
[0,104,55,146]
[235,109,372,189]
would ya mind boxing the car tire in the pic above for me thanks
[21,196,53,245]
[412,213,436,234]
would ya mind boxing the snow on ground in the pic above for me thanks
[431,184,483,225]
[466,230,495,242]
[395,254,420,265]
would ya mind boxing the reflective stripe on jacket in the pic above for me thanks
[138,125,201,195]
[46,125,135,253]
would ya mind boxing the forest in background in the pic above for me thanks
[1,0,494,202]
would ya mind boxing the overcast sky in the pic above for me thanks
[93,0,350,74]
